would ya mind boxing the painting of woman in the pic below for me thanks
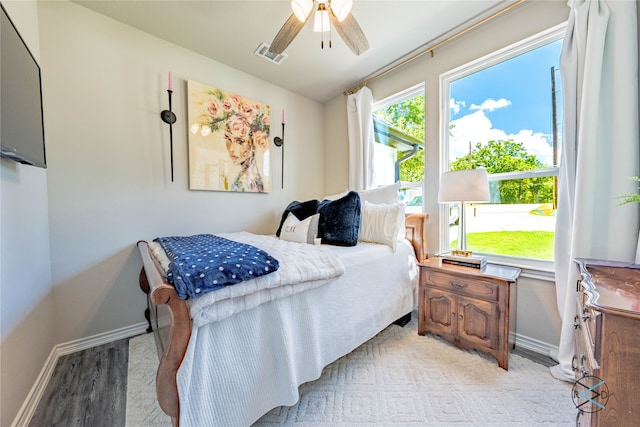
[187,80,271,193]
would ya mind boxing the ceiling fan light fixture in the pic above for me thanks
[291,0,313,22]
[331,0,353,21]
[271,0,368,55]
[313,4,330,33]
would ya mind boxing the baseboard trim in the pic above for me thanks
[56,322,148,356]
[11,346,58,427]
[514,332,559,361]
[11,322,149,427]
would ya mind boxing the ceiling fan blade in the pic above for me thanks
[269,13,308,54]
[329,9,369,56]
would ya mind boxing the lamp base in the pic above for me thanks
[451,249,473,257]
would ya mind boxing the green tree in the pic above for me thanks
[374,95,425,182]
[450,140,554,204]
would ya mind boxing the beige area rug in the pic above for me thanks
[127,314,575,426]
[126,334,173,427]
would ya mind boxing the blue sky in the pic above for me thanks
[449,39,563,166]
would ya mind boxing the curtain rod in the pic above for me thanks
[343,0,526,96]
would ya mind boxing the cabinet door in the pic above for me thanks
[457,295,499,351]
[422,287,457,342]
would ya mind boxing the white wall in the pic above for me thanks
[324,0,569,348]
[36,1,325,344]
[0,1,55,426]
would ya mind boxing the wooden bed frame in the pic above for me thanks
[136,212,427,424]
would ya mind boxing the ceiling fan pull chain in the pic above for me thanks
[329,19,333,48]
[321,7,325,49]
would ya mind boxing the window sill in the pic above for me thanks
[481,254,556,282]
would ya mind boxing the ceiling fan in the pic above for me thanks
[269,0,369,56]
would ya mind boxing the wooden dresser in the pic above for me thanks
[574,259,640,427]
[418,258,520,370]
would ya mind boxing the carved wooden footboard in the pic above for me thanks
[136,212,427,425]
[137,239,191,421]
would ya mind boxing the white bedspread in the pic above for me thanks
[151,232,345,327]
[176,239,419,427]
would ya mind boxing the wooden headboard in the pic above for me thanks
[405,213,428,262]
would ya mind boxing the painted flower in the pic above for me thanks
[207,98,223,118]
[222,95,239,115]
[237,100,254,120]
[196,87,270,150]
[225,114,251,140]
[252,130,269,150]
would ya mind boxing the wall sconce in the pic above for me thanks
[274,109,284,189]
[160,71,177,181]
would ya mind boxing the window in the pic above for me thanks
[440,24,565,266]
[372,84,425,208]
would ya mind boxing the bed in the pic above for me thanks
[136,190,427,427]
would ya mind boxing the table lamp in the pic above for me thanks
[438,168,490,257]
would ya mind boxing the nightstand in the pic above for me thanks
[418,257,520,370]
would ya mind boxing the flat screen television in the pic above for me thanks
[0,2,46,168]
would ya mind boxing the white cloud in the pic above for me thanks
[449,98,465,115]
[449,110,554,166]
[470,98,511,112]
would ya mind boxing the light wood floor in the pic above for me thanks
[29,336,555,426]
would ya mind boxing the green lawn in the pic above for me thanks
[451,231,555,260]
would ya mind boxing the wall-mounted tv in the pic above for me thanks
[1,2,46,168]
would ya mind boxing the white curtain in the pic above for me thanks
[347,86,376,191]
[551,0,639,382]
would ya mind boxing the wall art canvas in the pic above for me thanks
[187,80,271,192]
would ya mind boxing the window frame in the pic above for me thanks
[373,82,424,112]
[438,23,566,272]
[372,82,426,198]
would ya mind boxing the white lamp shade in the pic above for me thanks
[438,169,490,203]
[291,0,313,21]
[331,0,353,21]
[313,9,330,32]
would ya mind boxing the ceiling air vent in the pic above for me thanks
[254,42,288,65]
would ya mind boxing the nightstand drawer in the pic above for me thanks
[422,270,499,302]
[579,289,601,359]
[573,311,599,378]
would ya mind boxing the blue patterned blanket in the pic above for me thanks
[154,234,279,299]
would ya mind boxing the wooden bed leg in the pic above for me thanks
[139,267,154,333]
[144,307,152,334]
[393,312,411,327]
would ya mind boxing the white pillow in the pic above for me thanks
[323,189,349,201]
[357,181,401,205]
[279,213,320,244]
[358,201,405,250]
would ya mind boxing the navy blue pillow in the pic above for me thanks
[276,199,320,237]
[318,191,361,246]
